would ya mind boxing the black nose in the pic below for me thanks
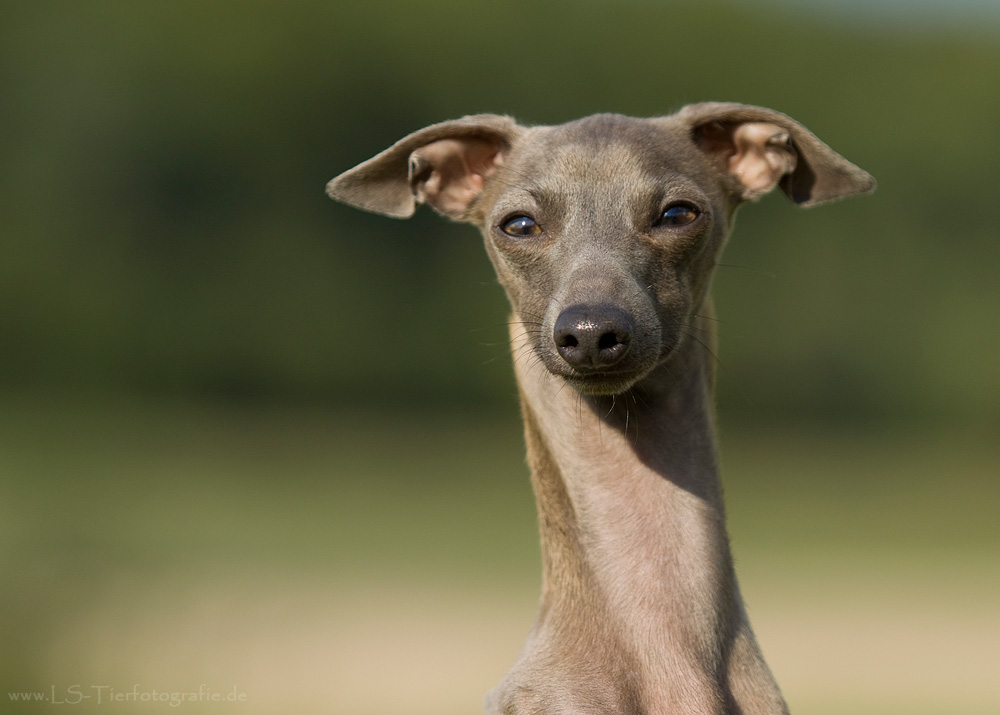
[553,304,633,369]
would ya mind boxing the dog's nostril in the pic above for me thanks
[557,334,579,349]
[598,331,625,351]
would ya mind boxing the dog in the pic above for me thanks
[327,103,874,714]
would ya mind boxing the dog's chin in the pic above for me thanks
[555,369,645,396]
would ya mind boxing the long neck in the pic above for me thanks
[507,311,787,714]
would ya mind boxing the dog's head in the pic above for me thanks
[328,103,874,395]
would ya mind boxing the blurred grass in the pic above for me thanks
[1,396,997,714]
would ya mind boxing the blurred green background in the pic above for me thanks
[2,1,998,714]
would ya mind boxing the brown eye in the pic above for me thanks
[501,215,542,237]
[657,204,700,227]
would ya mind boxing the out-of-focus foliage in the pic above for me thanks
[2,0,998,422]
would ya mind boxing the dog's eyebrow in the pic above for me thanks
[526,187,545,203]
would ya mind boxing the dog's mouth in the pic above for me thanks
[540,357,655,395]
[560,370,644,396]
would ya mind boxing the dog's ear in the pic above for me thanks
[326,114,521,220]
[679,102,876,206]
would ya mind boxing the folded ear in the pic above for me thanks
[679,102,876,206]
[326,114,520,220]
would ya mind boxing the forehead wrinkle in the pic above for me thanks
[532,142,660,227]
[548,141,648,183]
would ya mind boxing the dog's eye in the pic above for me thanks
[656,204,700,227]
[501,215,543,237]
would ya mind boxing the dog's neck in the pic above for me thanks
[501,310,786,714]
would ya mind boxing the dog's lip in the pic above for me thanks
[542,351,652,380]
[558,366,636,378]
[550,366,646,393]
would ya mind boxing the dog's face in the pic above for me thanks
[473,114,733,395]
[328,104,875,395]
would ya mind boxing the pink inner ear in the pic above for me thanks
[728,123,797,199]
[411,138,504,217]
